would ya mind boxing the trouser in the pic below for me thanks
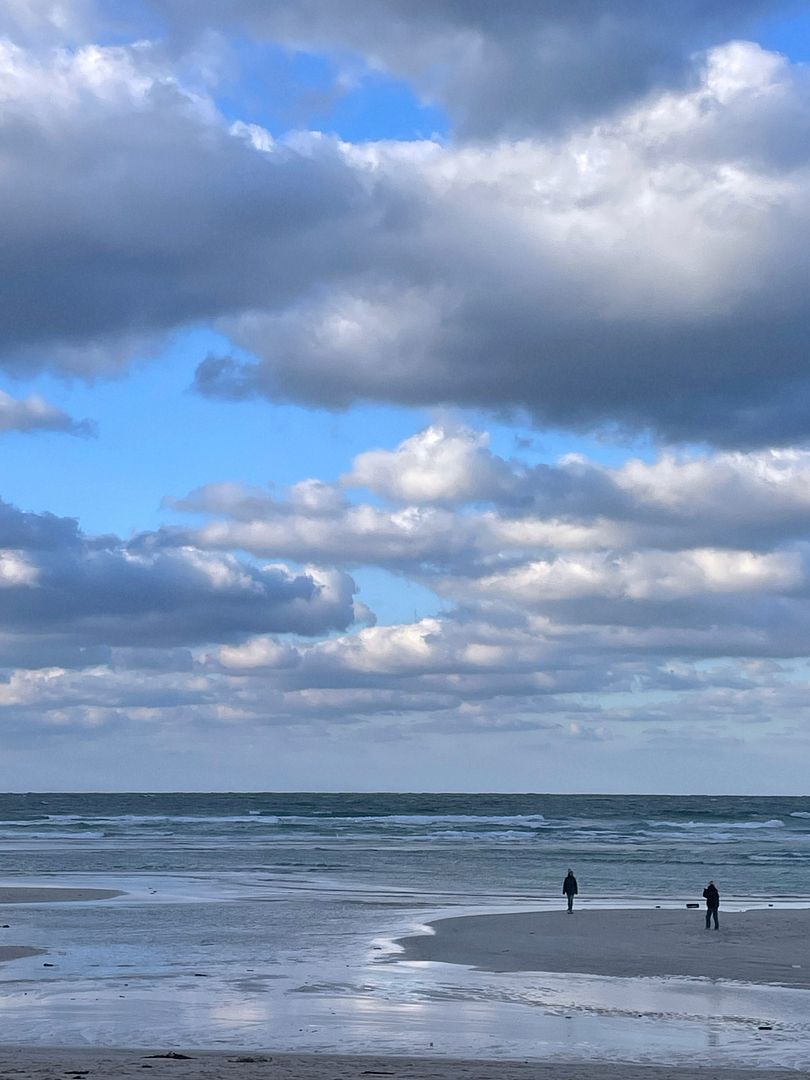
[566,894,574,912]
[706,905,719,929]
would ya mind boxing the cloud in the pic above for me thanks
[346,425,517,504]
[148,0,785,135]
[0,390,94,436]
[0,499,360,661]
[196,43,810,446]
[3,35,810,444]
[162,425,810,682]
[0,39,370,377]
[172,426,810,568]
[8,420,810,746]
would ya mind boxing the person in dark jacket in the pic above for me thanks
[563,869,578,913]
[703,880,720,929]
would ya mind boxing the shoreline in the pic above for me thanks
[0,1047,801,1080]
[397,908,810,987]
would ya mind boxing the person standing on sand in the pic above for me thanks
[563,868,578,913]
[703,879,720,930]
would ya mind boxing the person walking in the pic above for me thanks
[703,879,720,930]
[563,868,578,913]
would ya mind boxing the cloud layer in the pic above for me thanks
[4,423,803,743]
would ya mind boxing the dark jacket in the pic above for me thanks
[563,873,578,897]
[703,883,720,909]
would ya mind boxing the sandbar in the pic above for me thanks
[0,886,122,903]
[398,908,810,987]
[0,945,44,963]
[0,1048,799,1080]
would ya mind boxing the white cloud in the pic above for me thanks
[0,551,38,587]
[456,549,803,605]
[346,425,515,503]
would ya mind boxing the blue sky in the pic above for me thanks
[3,0,810,791]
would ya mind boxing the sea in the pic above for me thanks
[1,792,809,1067]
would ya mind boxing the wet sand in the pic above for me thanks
[398,908,810,987]
[0,945,44,962]
[0,1048,799,1080]
[0,886,120,963]
[0,886,122,903]
[0,901,805,1075]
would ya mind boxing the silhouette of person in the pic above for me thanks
[703,880,720,930]
[563,868,578,913]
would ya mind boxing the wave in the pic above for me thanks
[645,819,785,830]
[0,830,107,840]
[6,814,283,826]
[0,812,545,829]
[275,813,546,826]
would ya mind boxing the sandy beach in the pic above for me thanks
[0,1047,800,1080]
[398,908,810,988]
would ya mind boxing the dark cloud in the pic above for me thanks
[0,42,373,376]
[4,34,810,445]
[0,499,358,658]
[148,0,788,135]
[189,44,810,448]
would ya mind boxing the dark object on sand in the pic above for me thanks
[686,902,699,908]
[145,1053,194,1060]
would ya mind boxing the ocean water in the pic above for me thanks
[0,792,809,1066]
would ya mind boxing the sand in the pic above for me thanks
[0,1048,799,1080]
[0,945,44,962]
[0,886,122,903]
[398,907,810,987]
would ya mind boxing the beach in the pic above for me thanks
[398,908,810,987]
[0,1047,800,1080]
[1,891,809,1073]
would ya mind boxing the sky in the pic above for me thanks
[3,2,810,792]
